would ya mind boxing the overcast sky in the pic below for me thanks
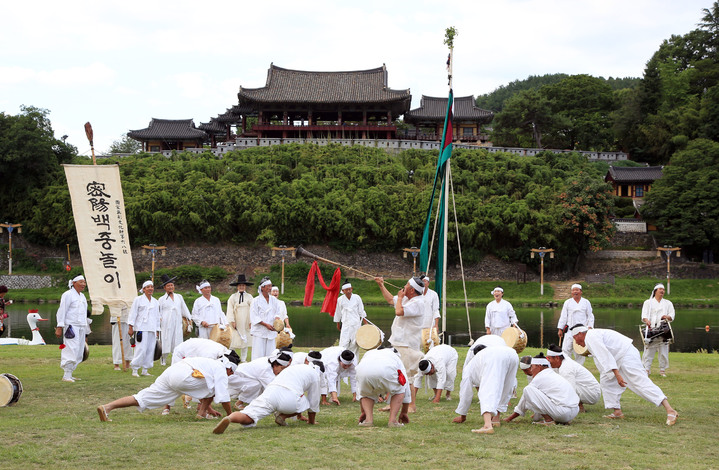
[0,0,712,154]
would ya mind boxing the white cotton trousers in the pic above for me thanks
[356,359,411,403]
[338,324,360,359]
[60,324,87,376]
[112,322,133,364]
[252,337,275,360]
[600,346,667,409]
[134,362,212,411]
[561,331,586,365]
[131,331,156,371]
[514,387,579,423]
[478,350,518,415]
[576,382,601,406]
[227,375,264,403]
[642,342,669,373]
[394,346,424,385]
[242,384,310,423]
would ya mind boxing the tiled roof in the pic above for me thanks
[404,95,494,123]
[128,119,207,140]
[606,166,663,183]
[198,119,226,134]
[238,64,411,106]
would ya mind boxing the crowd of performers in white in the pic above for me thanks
[53,273,679,432]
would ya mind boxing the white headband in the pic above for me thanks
[339,355,353,365]
[519,362,532,370]
[68,275,85,288]
[408,278,424,293]
[570,325,588,334]
[422,276,429,282]
[272,353,291,367]
[196,281,210,293]
[342,283,352,290]
[420,360,433,374]
[220,356,238,373]
[531,358,550,366]
[139,280,153,293]
[271,286,279,292]
[547,350,564,357]
[571,283,582,290]
[492,287,503,294]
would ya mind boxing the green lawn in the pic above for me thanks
[1,345,716,469]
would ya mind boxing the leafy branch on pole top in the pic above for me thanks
[444,27,458,49]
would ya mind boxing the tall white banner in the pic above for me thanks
[63,164,137,315]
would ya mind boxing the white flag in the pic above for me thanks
[63,164,137,315]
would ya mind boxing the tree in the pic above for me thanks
[641,139,719,258]
[106,134,142,154]
[558,171,616,272]
[0,106,76,222]
[492,89,556,147]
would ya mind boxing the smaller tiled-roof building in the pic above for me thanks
[404,95,493,143]
[128,118,207,152]
[605,166,663,198]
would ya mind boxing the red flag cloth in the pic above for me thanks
[303,261,342,316]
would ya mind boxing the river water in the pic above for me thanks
[3,303,718,353]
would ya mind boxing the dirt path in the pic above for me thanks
[547,279,584,301]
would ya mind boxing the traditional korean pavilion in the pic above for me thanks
[235,63,411,140]
[404,95,493,143]
[605,166,664,198]
[128,118,207,152]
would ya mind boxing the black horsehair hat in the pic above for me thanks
[230,273,254,286]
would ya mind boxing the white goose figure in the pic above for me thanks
[0,311,49,346]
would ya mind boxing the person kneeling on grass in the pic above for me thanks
[213,361,323,434]
[503,353,579,426]
[97,355,238,422]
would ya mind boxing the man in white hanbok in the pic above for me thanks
[641,283,675,376]
[249,278,281,360]
[213,362,323,432]
[421,275,440,349]
[356,348,411,428]
[157,274,192,366]
[485,287,518,336]
[463,334,507,368]
[413,344,458,402]
[504,354,580,426]
[271,286,291,329]
[97,355,237,422]
[227,351,292,407]
[572,324,678,425]
[226,274,254,363]
[191,280,227,339]
[547,344,600,411]
[453,343,518,434]
[128,280,161,377]
[375,276,427,412]
[333,282,367,358]
[55,275,89,382]
[319,347,357,405]
[557,284,594,365]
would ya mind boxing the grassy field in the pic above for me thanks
[1,345,717,469]
[6,276,719,308]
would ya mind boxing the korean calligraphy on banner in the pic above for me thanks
[63,164,137,315]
